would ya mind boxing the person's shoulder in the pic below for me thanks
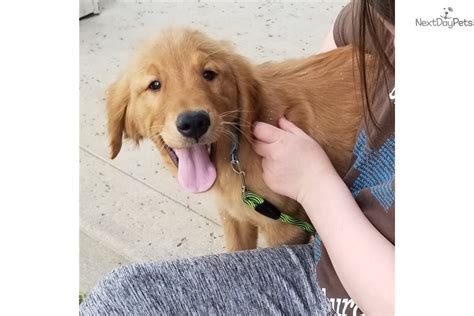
[333,2,355,48]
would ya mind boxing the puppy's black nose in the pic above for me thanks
[176,111,210,140]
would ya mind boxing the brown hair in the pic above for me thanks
[353,0,395,132]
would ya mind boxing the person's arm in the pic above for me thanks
[300,170,394,316]
[319,23,337,53]
[252,118,394,316]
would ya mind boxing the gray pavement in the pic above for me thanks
[80,0,346,294]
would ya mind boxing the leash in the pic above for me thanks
[230,127,316,235]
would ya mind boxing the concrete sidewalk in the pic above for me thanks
[80,0,346,294]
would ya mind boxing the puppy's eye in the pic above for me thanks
[202,70,217,81]
[148,80,161,91]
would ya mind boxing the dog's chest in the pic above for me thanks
[212,186,257,223]
[210,172,271,225]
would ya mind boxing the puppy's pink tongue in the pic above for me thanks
[174,145,216,193]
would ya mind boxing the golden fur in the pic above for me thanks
[106,28,366,251]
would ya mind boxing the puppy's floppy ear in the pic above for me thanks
[106,74,130,159]
[228,54,260,131]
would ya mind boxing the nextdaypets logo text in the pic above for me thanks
[416,7,474,28]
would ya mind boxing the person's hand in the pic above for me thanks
[252,117,337,204]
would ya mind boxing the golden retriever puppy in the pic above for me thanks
[106,28,364,251]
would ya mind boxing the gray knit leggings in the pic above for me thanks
[80,244,335,315]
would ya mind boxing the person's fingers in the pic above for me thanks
[261,158,271,177]
[252,140,272,158]
[252,121,283,143]
[278,117,310,138]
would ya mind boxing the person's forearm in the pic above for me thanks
[301,171,394,316]
[319,23,337,53]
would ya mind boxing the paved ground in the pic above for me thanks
[80,0,346,294]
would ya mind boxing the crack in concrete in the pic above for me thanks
[80,145,221,227]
